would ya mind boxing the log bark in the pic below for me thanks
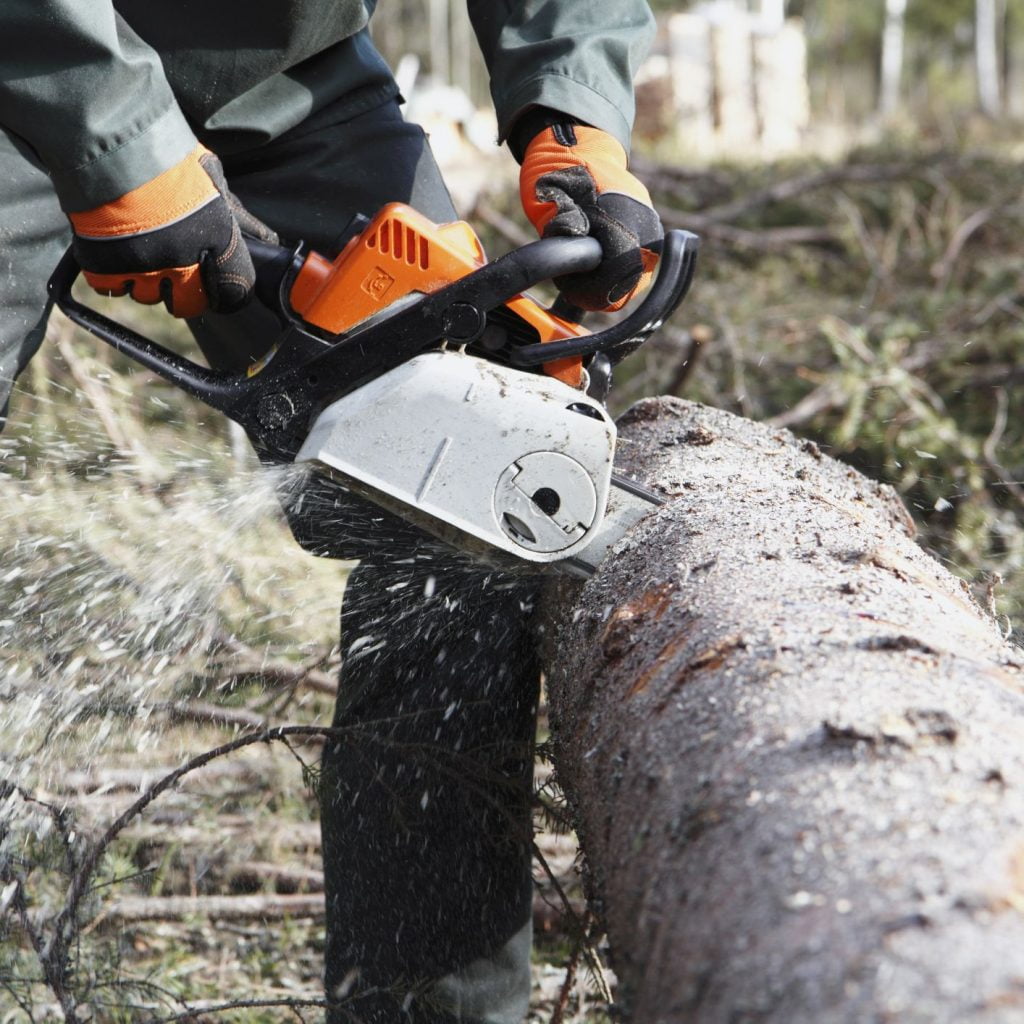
[541,397,1024,1024]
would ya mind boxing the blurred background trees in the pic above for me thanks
[378,0,1024,145]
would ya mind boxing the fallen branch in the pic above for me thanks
[661,210,839,251]
[694,162,921,224]
[228,860,326,893]
[118,819,322,850]
[156,700,269,732]
[210,635,338,697]
[633,158,925,222]
[96,892,325,925]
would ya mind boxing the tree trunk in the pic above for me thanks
[879,0,908,116]
[541,397,1024,1024]
[428,0,451,86]
[758,0,786,35]
[977,0,1003,117]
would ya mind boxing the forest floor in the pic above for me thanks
[3,131,1024,1021]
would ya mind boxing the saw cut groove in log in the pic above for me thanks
[541,397,1024,1024]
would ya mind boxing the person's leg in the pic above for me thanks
[0,130,71,427]
[191,100,540,1023]
[323,553,538,1024]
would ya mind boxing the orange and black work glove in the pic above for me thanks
[516,111,663,312]
[68,145,277,319]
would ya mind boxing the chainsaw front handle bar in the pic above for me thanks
[47,234,601,401]
[509,229,700,369]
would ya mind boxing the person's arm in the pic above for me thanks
[0,1,196,211]
[468,0,662,312]
[467,0,655,155]
[0,2,273,315]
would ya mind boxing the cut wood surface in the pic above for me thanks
[541,397,1024,1023]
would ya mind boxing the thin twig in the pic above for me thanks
[50,725,336,986]
[532,841,612,1004]
[982,387,1024,510]
[931,205,997,291]
[9,880,79,1022]
[549,924,584,1024]
[768,381,844,430]
[53,324,159,485]
[0,780,78,876]
[662,325,704,396]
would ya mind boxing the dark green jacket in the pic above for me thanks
[0,0,655,213]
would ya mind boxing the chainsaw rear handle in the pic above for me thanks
[508,228,700,369]
[46,233,604,417]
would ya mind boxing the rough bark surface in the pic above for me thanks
[541,397,1024,1024]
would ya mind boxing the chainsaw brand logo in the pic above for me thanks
[361,266,396,302]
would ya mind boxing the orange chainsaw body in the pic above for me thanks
[287,203,587,387]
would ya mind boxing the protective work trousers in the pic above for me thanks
[0,98,540,1024]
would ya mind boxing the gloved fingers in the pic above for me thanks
[535,170,663,312]
[534,178,592,239]
[70,144,271,318]
[198,151,279,246]
[200,220,257,314]
[82,264,207,318]
[519,124,664,312]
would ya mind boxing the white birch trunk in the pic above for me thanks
[879,0,908,116]
[449,0,474,100]
[977,0,1003,116]
[758,0,786,35]
[428,0,451,86]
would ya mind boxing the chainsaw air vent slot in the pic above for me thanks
[368,219,430,270]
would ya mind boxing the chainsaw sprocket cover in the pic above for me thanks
[296,350,616,563]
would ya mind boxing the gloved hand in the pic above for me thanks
[68,145,277,318]
[517,113,663,312]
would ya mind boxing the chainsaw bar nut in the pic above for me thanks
[256,392,296,430]
[441,302,486,344]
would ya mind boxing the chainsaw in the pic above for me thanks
[48,203,698,577]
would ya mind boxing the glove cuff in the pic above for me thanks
[68,145,219,239]
[508,107,581,164]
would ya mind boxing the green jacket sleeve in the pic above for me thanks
[467,0,656,155]
[0,1,198,212]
